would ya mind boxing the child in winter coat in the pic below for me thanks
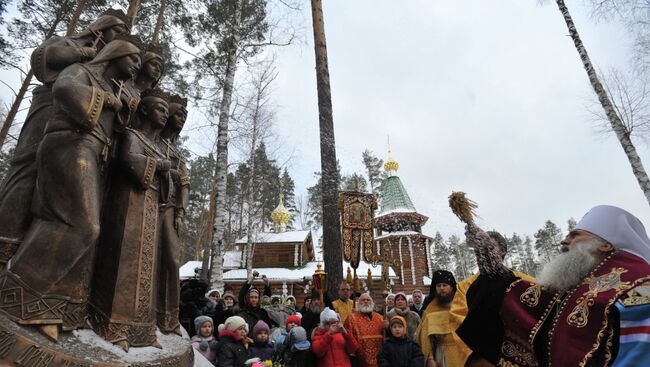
[311,307,359,367]
[248,320,274,363]
[274,314,301,352]
[191,316,219,365]
[278,326,315,367]
[377,316,424,367]
[216,316,250,367]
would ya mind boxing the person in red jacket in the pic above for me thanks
[311,307,359,367]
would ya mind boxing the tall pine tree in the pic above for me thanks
[534,220,562,263]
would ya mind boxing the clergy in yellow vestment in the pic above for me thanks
[449,231,533,367]
[333,282,355,324]
[416,270,471,367]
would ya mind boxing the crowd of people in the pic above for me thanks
[185,205,649,367]
[184,264,474,367]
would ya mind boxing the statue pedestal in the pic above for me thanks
[0,313,194,366]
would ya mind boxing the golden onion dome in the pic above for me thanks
[271,193,291,228]
[384,148,399,173]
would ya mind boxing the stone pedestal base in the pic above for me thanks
[0,313,193,366]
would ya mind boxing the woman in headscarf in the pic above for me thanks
[155,93,189,336]
[0,9,130,269]
[0,38,142,342]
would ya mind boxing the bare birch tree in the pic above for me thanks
[587,0,650,72]
[233,60,278,279]
[551,0,650,204]
[587,68,650,144]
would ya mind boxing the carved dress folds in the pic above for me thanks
[155,138,188,333]
[89,127,164,347]
[0,36,89,263]
[0,63,119,330]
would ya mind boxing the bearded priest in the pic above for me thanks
[457,205,650,367]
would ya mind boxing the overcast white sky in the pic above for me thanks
[266,0,650,239]
[2,0,649,241]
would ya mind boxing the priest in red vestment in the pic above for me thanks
[344,292,385,367]
[457,205,650,367]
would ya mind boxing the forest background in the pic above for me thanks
[0,0,649,281]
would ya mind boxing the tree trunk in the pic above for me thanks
[244,87,262,280]
[127,0,141,30]
[311,0,342,298]
[195,209,205,260]
[200,176,216,278]
[66,0,87,36]
[556,0,650,204]
[0,70,34,150]
[151,0,168,45]
[209,0,242,289]
[238,195,244,239]
[0,6,67,150]
[245,148,257,280]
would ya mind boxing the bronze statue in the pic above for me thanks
[0,9,130,269]
[120,42,165,125]
[0,38,142,342]
[89,88,172,351]
[134,44,164,92]
[155,93,189,336]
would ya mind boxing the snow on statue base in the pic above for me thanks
[0,312,194,366]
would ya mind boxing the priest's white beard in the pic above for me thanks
[536,239,602,292]
[358,302,375,313]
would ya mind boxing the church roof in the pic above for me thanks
[376,175,417,216]
[235,230,311,244]
[220,261,397,282]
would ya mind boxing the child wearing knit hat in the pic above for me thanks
[248,320,273,363]
[385,291,421,340]
[377,316,424,367]
[311,308,359,367]
[191,315,218,365]
[272,314,301,353]
[276,326,315,367]
[216,316,249,367]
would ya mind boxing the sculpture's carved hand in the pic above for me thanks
[174,216,183,234]
[104,92,123,112]
[80,47,97,60]
[156,159,171,172]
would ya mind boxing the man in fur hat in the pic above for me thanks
[458,205,650,367]
[416,270,472,367]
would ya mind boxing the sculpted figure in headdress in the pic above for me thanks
[0,38,142,342]
[120,42,165,124]
[90,88,172,351]
[0,9,130,268]
[155,93,189,336]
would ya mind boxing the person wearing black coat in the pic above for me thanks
[301,289,332,339]
[236,273,277,337]
[216,316,249,367]
[377,315,424,367]
[179,278,215,336]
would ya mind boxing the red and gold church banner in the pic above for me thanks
[339,191,377,268]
